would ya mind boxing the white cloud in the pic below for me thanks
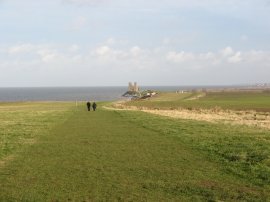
[243,50,270,64]
[166,51,195,63]
[2,43,269,70]
[1,42,270,86]
[8,44,35,54]
[221,46,234,57]
[165,47,268,68]
[228,52,242,63]
[69,44,80,52]
[130,46,141,57]
[95,46,111,56]
[37,49,60,62]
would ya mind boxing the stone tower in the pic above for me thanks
[128,82,139,92]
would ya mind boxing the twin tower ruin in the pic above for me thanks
[128,82,139,92]
[122,82,140,98]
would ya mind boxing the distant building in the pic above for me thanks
[128,82,139,92]
[122,82,141,98]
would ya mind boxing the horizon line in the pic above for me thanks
[0,84,263,88]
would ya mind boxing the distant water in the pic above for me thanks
[0,87,125,102]
[0,86,243,102]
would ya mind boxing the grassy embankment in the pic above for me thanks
[124,91,270,112]
[0,100,269,201]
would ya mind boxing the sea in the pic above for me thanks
[0,86,245,102]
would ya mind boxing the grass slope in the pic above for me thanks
[126,91,270,112]
[0,103,269,201]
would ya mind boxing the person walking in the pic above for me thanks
[86,101,91,111]
[92,102,97,111]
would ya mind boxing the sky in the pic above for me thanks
[0,0,270,87]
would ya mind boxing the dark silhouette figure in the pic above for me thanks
[92,102,97,111]
[87,102,91,111]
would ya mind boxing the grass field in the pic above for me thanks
[0,102,74,162]
[125,91,270,112]
[0,101,270,201]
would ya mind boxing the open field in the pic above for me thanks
[0,101,270,201]
[0,102,74,166]
[115,91,270,129]
[124,91,270,112]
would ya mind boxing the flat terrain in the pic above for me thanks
[0,102,74,163]
[0,101,269,201]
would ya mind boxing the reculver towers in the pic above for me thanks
[128,82,139,92]
[122,82,141,98]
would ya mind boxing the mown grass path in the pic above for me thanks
[0,105,268,201]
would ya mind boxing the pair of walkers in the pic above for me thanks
[86,102,97,111]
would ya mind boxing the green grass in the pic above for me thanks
[125,91,270,112]
[0,102,269,201]
[119,111,270,185]
[0,102,74,161]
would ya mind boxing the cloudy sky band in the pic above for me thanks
[0,0,269,86]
